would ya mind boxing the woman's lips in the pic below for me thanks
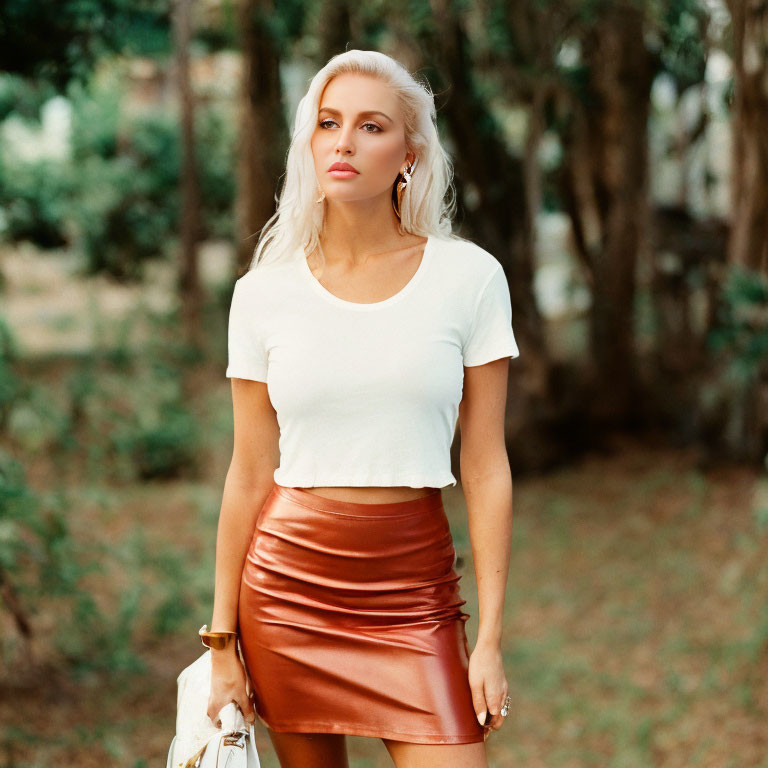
[328,169,359,178]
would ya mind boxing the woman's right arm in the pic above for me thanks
[206,377,280,726]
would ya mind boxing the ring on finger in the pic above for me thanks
[500,695,511,717]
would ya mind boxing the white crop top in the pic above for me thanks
[225,233,520,488]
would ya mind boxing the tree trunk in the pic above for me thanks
[422,0,546,389]
[317,0,355,59]
[236,0,289,275]
[416,0,565,471]
[727,0,768,273]
[171,0,202,347]
[579,2,654,427]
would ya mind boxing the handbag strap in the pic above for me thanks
[182,728,251,768]
[182,741,208,768]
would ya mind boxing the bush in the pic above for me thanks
[0,156,73,248]
[0,67,237,279]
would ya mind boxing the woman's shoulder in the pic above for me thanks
[234,256,296,296]
[430,233,504,284]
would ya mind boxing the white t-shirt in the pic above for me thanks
[225,233,520,488]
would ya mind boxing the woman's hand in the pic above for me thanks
[207,648,257,727]
[468,638,509,738]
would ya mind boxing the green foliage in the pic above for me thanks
[0,315,24,429]
[0,447,148,679]
[0,330,95,655]
[0,451,38,576]
[0,0,170,89]
[702,265,768,463]
[0,70,237,275]
[650,0,709,91]
[709,265,768,382]
[68,96,235,278]
[0,458,200,679]
[0,308,206,683]
[0,73,60,122]
[53,323,205,483]
[65,74,182,277]
[3,302,206,485]
[112,399,202,481]
[68,76,123,160]
[0,156,73,247]
[196,104,238,240]
[70,111,181,279]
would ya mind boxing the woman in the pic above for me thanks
[205,49,519,768]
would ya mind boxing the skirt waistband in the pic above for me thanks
[272,484,443,518]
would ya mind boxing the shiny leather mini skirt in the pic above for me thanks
[237,483,485,744]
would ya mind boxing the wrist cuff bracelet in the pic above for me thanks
[199,624,238,651]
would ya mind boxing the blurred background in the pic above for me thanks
[1,0,767,766]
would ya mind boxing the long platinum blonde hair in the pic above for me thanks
[248,49,459,271]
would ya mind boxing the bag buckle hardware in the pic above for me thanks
[222,731,247,748]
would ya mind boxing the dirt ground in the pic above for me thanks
[2,433,766,768]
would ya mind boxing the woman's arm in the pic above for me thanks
[211,378,280,635]
[206,378,280,724]
[458,357,514,733]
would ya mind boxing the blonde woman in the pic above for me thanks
[205,49,519,768]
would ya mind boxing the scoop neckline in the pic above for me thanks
[296,234,434,310]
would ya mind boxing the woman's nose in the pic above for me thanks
[335,129,355,154]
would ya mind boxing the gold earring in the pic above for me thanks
[392,163,413,219]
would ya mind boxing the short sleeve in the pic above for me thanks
[462,264,520,367]
[225,278,269,382]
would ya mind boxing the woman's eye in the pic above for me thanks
[317,119,381,133]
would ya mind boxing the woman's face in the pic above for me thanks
[311,73,414,205]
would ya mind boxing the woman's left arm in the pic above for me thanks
[458,356,514,736]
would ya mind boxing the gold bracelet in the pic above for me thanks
[199,624,238,651]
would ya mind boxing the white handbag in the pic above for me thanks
[167,647,262,768]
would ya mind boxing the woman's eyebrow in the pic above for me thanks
[318,107,393,124]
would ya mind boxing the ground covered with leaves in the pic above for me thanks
[2,405,765,767]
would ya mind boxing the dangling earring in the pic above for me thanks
[315,186,326,203]
[392,163,413,219]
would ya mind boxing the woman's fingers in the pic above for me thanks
[483,684,501,731]
[484,682,510,731]
[207,696,220,725]
[236,694,257,724]
[207,698,257,728]
[470,679,490,727]
[468,649,509,737]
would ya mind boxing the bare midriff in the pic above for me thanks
[302,486,439,504]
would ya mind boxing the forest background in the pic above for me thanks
[1,0,767,766]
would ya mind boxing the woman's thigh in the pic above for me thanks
[266,729,349,768]
[382,738,488,768]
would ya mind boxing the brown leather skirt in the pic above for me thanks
[237,483,485,744]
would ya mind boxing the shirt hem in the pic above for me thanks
[273,473,458,489]
[225,368,268,382]
[463,347,520,367]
